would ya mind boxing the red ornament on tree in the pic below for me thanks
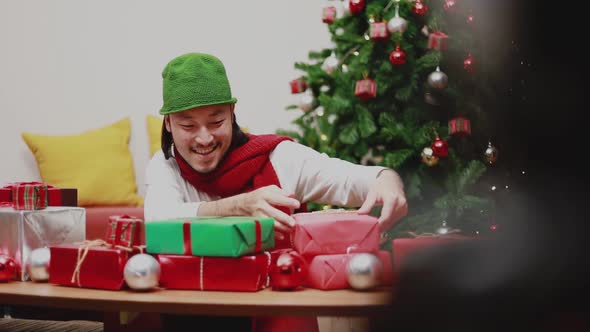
[463,53,475,73]
[289,77,307,94]
[354,77,377,100]
[370,21,388,41]
[431,136,449,157]
[0,254,18,282]
[443,0,457,12]
[349,0,365,15]
[322,6,337,24]
[448,116,471,137]
[389,45,407,65]
[412,0,429,16]
[270,251,306,291]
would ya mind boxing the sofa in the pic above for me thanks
[84,206,145,241]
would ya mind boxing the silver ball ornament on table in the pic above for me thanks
[427,66,448,90]
[347,253,382,290]
[124,253,160,291]
[27,247,51,282]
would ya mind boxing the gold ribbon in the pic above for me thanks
[70,240,146,287]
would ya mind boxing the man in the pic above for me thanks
[143,52,407,332]
[144,52,407,245]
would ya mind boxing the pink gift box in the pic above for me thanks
[292,212,380,257]
[305,250,393,290]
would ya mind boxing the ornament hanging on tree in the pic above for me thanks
[289,77,307,94]
[389,45,407,65]
[484,141,499,165]
[463,53,475,73]
[124,253,161,291]
[448,116,471,137]
[347,253,382,290]
[299,90,315,112]
[424,92,440,105]
[340,0,351,16]
[0,254,17,282]
[354,77,377,101]
[270,251,307,291]
[443,0,457,12]
[322,6,338,24]
[427,66,448,90]
[370,21,389,41]
[467,13,475,25]
[412,0,429,16]
[428,31,449,51]
[431,136,449,157]
[322,52,339,74]
[27,247,51,282]
[348,0,365,15]
[387,4,407,34]
[421,147,439,166]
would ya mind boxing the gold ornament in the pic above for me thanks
[484,141,499,164]
[421,147,439,166]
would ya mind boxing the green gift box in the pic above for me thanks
[145,216,275,257]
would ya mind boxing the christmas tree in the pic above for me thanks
[278,0,505,239]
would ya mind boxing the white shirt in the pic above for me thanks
[144,140,386,221]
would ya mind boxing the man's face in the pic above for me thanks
[165,104,234,174]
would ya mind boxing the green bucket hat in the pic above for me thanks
[160,53,237,115]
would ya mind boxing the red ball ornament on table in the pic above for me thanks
[0,254,18,282]
[270,251,307,290]
[431,136,449,157]
[389,45,407,65]
[349,0,365,15]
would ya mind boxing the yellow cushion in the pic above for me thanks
[146,114,163,157]
[21,118,144,207]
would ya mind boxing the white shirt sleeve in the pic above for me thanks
[270,141,387,208]
[143,151,214,221]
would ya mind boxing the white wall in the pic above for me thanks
[0,0,331,195]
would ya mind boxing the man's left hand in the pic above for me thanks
[357,169,408,232]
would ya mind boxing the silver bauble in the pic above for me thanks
[347,253,382,290]
[124,254,160,291]
[387,16,408,34]
[321,53,340,74]
[27,247,50,282]
[427,66,448,90]
[484,142,499,164]
[299,93,315,112]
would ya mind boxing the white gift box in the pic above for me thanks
[0,206,85,281]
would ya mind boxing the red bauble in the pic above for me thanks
[463,53,475,73]
[389,45,407,65]
[431,136,449,157]
[443,0,457,12]
[270,251,306,291]
[349,0,365,15]
[412,0,429,16]
[0,255,18,282]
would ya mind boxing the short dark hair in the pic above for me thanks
[161,115,249,160]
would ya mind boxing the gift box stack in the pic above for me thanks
[48,214,145,290]
[0,182,84,281]
[290,211,393,290]
[145,216,276,292]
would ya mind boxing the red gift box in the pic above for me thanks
[370,22,389,41]
[11,182,48,210]
[391,234,472,283]
[428,31,449,51]
[448,116,471,137]
[49,241,138,290]
[156,252,273,292]
[289,77,307,94]
[322,6,337,24]
[354,78,377,100]
[292,211,380,257]
[0,182,77,208]
[105,215,144,247]
[305,250,393,290]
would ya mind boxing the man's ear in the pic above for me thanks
[164,115,171,132]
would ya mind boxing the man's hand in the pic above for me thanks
[238,185,300,240]
[357,169,408,232]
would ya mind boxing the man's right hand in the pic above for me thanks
[238,185,300,238]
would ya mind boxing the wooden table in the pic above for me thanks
[0,282,392,317]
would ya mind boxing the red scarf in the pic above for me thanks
[175,133,293,204]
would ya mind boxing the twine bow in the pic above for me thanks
[70,240,145,287]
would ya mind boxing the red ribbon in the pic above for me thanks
[183,221,192,255]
